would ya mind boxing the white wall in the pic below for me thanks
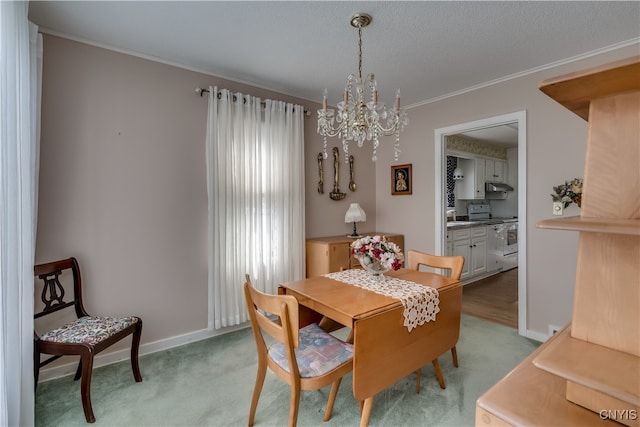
[373,44,638,337]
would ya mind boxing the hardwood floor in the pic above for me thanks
[461,268,518,329]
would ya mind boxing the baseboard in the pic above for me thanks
[38,323,249,382]
[523,328,548,343]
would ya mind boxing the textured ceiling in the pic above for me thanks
[29,1,640,110]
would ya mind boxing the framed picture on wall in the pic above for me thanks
[391,164,412,195]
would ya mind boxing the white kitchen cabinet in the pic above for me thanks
[456,157,485,199]
[456,156,508,200]
[470,227,487,276]
[449,225,487,280]
[451,238,471,280]
[484,158,507,183]
[474,158,486,198]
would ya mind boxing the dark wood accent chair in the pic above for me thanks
[33,257,142,423]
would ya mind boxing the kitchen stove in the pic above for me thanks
[467,204,491,221]
[468,204,518,271]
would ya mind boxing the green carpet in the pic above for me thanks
[35,315,539,426]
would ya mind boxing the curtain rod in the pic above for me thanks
[195,87,310,116]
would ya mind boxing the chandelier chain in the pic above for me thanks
[358,25,363,80]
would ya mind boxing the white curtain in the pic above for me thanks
[206,87,305,329]
[0,2,42,426]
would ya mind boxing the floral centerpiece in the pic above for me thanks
[351,235,404,275]
[551,178,583,208]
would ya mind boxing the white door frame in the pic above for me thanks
[434,111,527,336]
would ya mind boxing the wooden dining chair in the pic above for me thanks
[406,249,464,393]
[244,275,354,427]
[33,257,142,423]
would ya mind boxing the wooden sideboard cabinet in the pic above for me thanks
[305,233,404,278]
[476,57,640,426]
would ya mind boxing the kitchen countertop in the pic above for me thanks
[447,218,517,229]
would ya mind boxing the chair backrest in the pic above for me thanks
[243,275,300,351]
[34,257,89,321]
[406,250,464,280]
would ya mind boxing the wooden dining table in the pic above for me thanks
[279,268,462,427]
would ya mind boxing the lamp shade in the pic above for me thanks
[345,203,366,223]
[453,167,464,180]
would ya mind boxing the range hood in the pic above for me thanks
[485,182,514,192]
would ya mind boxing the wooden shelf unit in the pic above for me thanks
[476,56,640,426]
[537,216,640,236]
[533,327,639,407]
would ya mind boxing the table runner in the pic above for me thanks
[324,269,440,332]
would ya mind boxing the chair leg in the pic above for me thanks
[248,357,267,427]
[288,380,301,427]
[360,396,374,427]
[74,360,82,381]
[432,358,446,389]
[79,350,96,423]
[323,377,343,421]
[451,346,459,368]
[33,350,40,391]
[415,368,421,394]
[131,319,143,382]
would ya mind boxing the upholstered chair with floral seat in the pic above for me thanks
[244,275,354,427]
[33,257,142,423]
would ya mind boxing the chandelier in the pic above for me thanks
[317,13,408,162]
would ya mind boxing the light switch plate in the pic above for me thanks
[553,202,563,216]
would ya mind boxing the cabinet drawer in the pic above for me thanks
[452,228,471,240]
[472,226,487,238]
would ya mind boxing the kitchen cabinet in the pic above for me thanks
[477,58,640,426]
[305,233,404,278]
[451,238,471,279]
[470,228,487,276]
[484,158,507,183]
[456,156,507,199]
[449,226,486,280]
[456,157,485,199]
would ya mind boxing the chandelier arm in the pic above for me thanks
[318,121,347,138]
[372,119,404,135]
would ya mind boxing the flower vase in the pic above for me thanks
[358,257,390,276]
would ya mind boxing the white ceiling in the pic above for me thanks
[29,1,639,111]
[457,124,519,147]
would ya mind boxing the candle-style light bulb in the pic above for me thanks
[322,88,328,110]
[395,89,401,109]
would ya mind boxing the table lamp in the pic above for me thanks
[345,203,367,238]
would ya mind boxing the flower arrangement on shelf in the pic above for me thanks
[551,178,583,208]
[351,235,404,274]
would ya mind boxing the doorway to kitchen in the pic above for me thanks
[434,111,527,336]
